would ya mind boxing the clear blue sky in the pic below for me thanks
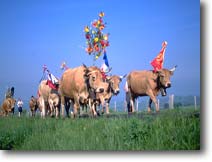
[0,0,200,102]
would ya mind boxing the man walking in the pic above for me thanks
[17,98,24,117]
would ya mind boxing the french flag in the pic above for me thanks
[101,51,110,72]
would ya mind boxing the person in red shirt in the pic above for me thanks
[151,41,168,96]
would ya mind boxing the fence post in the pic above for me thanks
[158,99,160,110]
[136,99,139,112]
[169,94,174,109]
[124,100,127,112]
[194,96,197,110]
[114,101,116,112]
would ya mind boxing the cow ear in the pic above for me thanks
[83,67,90,80]
[83,65,90,76]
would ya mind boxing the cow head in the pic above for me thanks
[158,66,177,88]
[84,65,105,93]
[107,74,126,95]
[30,97,38,111]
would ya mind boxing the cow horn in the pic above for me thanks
[82,63,87,68]
[170,65,177,72]
[120,74,127,79]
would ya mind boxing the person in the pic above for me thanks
[5,87,15,98]
[17,98,23,117]
[151,41,168,96]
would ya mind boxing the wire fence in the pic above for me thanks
[111,95,200,112]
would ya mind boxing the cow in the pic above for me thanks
[95,75,126,115]
[29,96,39,117]
[38,80,61,118]
[1,97,16,116]
[126,66,177,113]
[59,65,105,117]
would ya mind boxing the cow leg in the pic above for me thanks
[73,103,80,118]
[55,99,60,119]
[126,92,131,112]
[146,89,159,112]
[130,97,135,113]
[88,99,97,117]
[148,95,159,112]
[60,95,66,118]
[105,98,111,115]
[55,105,60,119]
[12,108,14,116]
[91,102,97,117]
[32,110,35,117]
[148,98,152,113]
[48,99,54,117]
[65,98,71,117]
[72,96,80,118]
[100,97,105,114]
[40,97,46,118]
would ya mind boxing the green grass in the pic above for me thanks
[0,107,200,150]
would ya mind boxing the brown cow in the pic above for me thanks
[1,98,16,116]
[126,66,176,113]
[96,75,126,114]
[38,80,60,118]
[29,96,39,117]
[59,65,105,117]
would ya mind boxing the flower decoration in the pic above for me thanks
[84,12,110,60]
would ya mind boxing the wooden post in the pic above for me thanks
[158,99,160,110]
[146,99,149,112]
[124,100,127,112]
[169,94,174,109]
[194,96,197,110]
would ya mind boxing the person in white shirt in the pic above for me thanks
[17,98,23,117]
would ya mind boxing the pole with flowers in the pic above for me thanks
[84,12,110,65]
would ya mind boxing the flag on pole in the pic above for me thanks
[100,51,110,80]
[151,41,168,72]
[101,51,110,72]
[103,51,109,67]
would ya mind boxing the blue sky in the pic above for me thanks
[0,0,200,102]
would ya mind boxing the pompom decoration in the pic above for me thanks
[84,12,110,60]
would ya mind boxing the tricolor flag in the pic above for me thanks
[101,51,110,73]
[151,41,168,72]
[103,51,109,67]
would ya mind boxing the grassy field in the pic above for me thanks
[0,107,200,151]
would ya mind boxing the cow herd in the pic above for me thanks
[0,64,176,118]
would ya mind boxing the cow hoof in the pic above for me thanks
[97,111,101,116]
